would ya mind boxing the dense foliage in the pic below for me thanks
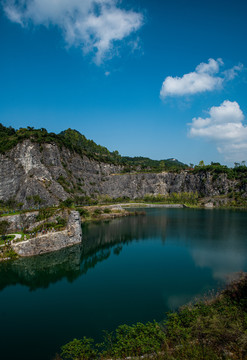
[121,156,188,172]
[59,322,166,360]
[56,274,247,360]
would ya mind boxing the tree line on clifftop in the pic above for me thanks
[0,123,187,171]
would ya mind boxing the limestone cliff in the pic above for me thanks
[0,140,246,207]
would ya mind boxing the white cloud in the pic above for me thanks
[189,100,247,161]
[160,58,243,99]
[223,63,244,81]
[3,0,143,64]
[191,247,246,281]
[195,57,223,74]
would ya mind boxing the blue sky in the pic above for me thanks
[0,0,247,165]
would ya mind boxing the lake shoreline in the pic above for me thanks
[56,272,247,360]
[1,207,246,360]
[1,203,246,261]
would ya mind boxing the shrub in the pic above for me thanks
[32,195,43,204]
[60,338,98,360]
[103,208,111,214]
[56,216,67,227]
[1,248,18,260]
[36,208,54,221]
[93,209,102,216]
[78,208,90,218]
[101,322,166,358]
[61,198,74,208]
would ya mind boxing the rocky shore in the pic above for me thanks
[1,210,82,258]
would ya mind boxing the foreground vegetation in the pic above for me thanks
[55,273,247,360]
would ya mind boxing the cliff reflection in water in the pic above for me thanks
[0,213,168,291]
[0,244,83,291]
[0,208,246,291]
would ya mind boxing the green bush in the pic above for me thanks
[56,216,67,227]
[171,341,220,359]
[93,209,102,216]
[78,208,90,218]
[0,247,18,260]
[103,208,111,214]
[61,198,74,208]
[36,208,54,221]
[101,322,166,358]
[60,322,166,360]
[61,338,98,360]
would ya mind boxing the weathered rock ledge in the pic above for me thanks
[12,210,82,257]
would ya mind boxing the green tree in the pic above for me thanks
[160,160,166,170]
[0,220,9,239]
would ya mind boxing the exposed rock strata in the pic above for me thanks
[3,211,38,232]
[0,140,245,208]
[12,210,82,257]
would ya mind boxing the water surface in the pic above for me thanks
[0,208,247,360]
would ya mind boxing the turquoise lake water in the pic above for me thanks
[0,208,247,360]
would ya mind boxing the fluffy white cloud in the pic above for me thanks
[189,100,247,161]
[160,58,243,99]
[3,0,143,64]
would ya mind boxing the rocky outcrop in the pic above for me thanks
[2,211,38,232]
[0,140,246,208]
[12,211,82,257]
[100,171,237,198]
[0,140,122,207]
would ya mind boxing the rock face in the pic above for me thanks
[0,140,246,208]
[12,211,82,257]
[2,211,39,232]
